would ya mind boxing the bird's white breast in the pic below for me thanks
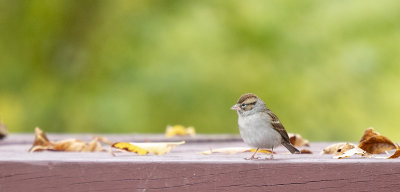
[238,113,282,149]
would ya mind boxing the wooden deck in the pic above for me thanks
[0,134,399,192]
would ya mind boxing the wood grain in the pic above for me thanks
[0,134,399,192]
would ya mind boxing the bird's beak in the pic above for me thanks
[230,104,239,111]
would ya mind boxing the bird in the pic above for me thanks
[231,93,300,160]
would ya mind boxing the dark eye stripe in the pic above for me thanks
[240,102,256,111]
[245,102,256,105]
[240,101,256,106]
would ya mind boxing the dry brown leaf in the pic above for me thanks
[112,141,185,155]
[29,127,52,152]
[94,136,114,146]
[0,121,8,139]
[300,149,313,154]
[320,143,356,155]
[388,146,400,159]
[333,147,367,159]
[200,147,272,155]
[53,138,103,152]
[29,127,105,152]
[358,127,396,154]
[288,133,310,147]
[359,127,380,143]
[165,125,196,138]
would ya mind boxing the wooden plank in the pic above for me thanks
[0,134,399,192]
[1,161,399,192]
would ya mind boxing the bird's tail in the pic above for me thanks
[282,142,300,154]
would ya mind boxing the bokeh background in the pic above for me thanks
[1,0,400,141]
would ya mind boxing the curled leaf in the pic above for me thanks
[388,147,400,159]
[200,147,272,155]
[29,127,51,151]
[29,127,105,152]
[165,125,196,138]
[112,141,185,155]
[359,127,380,143]
[358,127,396,154]
[321,143,356,155]
[0,121,8,139]
[288,133,310,147]
[333,147,366,159]
[53,138,104,152]
[300,149,313,154]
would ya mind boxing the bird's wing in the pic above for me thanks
[266,110,291,143]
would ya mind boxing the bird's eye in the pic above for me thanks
[241,103,246,107]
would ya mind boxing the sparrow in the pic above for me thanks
[231,93,300,160]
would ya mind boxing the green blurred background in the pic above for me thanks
[1,0,400,141]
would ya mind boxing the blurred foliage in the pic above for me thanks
[1,0,400,141]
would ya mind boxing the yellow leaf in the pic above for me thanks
[165,125,196,138]
[249,148,273,154]
[134,141,185,155]
[112,142,148,155]
[112,141,185,155]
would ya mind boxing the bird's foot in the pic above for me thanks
[245,156,260,160]
[265,154,274,160]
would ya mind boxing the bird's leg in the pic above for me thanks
[245,148,260,160]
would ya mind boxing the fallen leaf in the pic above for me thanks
[111,142,148,155]
[0,121,8,139]
[388,146,400,159]
[333,147,367,159]
[165,125,196,138]
[112,141,185,155]
[249,148,273,154]
[29,127,52,152]
[300,149,313,154]
[200,147,272,155]
[359,127,380,143]
[29,127,106,152]
[288,133,310,147]
[320,143,356,155]
[358,127,396,154]
[53,138,104,152]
